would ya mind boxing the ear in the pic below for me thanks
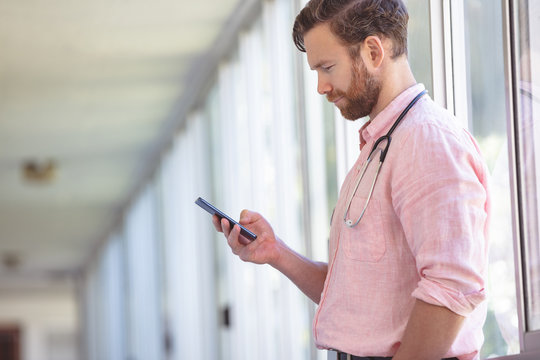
[361,35,385,70]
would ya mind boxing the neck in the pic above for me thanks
[369,57,417,119]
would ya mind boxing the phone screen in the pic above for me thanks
[195,197,257,241]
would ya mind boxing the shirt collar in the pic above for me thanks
[359,83,426,149]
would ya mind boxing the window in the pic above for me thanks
[513,0,540,338]
[405,0,434,96]
[462,0,520,357]
[123,185,163,360]
[209,1,310,359]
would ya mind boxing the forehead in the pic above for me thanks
[303,23,350,68]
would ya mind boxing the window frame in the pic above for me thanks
[430,0,540,360]
[438,0,540,357]
[504,0,540,353]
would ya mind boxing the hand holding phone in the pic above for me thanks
[195,197,257,241]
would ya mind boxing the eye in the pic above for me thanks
[322,65,334,72]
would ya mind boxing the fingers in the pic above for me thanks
[212,215,222,232]
[220,217,231,237]
[213,215,242,240]
[214,210,255,232]
[213,212,259,258]
[225,221,244,255]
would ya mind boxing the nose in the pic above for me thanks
[317,74,332,95]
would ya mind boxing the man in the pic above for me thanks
[213,1,489,359]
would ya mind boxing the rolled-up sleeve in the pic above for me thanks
[392,122,490,317]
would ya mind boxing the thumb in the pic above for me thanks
[239,209,256,224]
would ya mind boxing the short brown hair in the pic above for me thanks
[292,0,409,59]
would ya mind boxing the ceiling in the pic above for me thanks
[0,0,250,288]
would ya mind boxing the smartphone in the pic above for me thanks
[195,197,257,241]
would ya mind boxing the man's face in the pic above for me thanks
[329,58,381,120]
[304,23,381,120]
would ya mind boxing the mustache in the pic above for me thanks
[326,90,345,103]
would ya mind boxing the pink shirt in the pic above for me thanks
[313,84,490,360]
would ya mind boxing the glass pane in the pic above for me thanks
[405,0,433,96]
[515,0,540,332]
[463,0,520,356]
[123,185,163,360]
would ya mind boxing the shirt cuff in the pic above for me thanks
[411,277,486,317]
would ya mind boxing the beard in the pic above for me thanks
[327,59,381,120]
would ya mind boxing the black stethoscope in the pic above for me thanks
[343,89,427,227]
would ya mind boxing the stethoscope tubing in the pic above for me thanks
[343,89,427,228]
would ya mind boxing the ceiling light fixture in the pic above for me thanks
[1,252,21,271]
[22,159,57,183]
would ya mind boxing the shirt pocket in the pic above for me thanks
[341,197,387,262]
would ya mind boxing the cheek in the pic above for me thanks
[330,76,348,93]
[337,68,354,91]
